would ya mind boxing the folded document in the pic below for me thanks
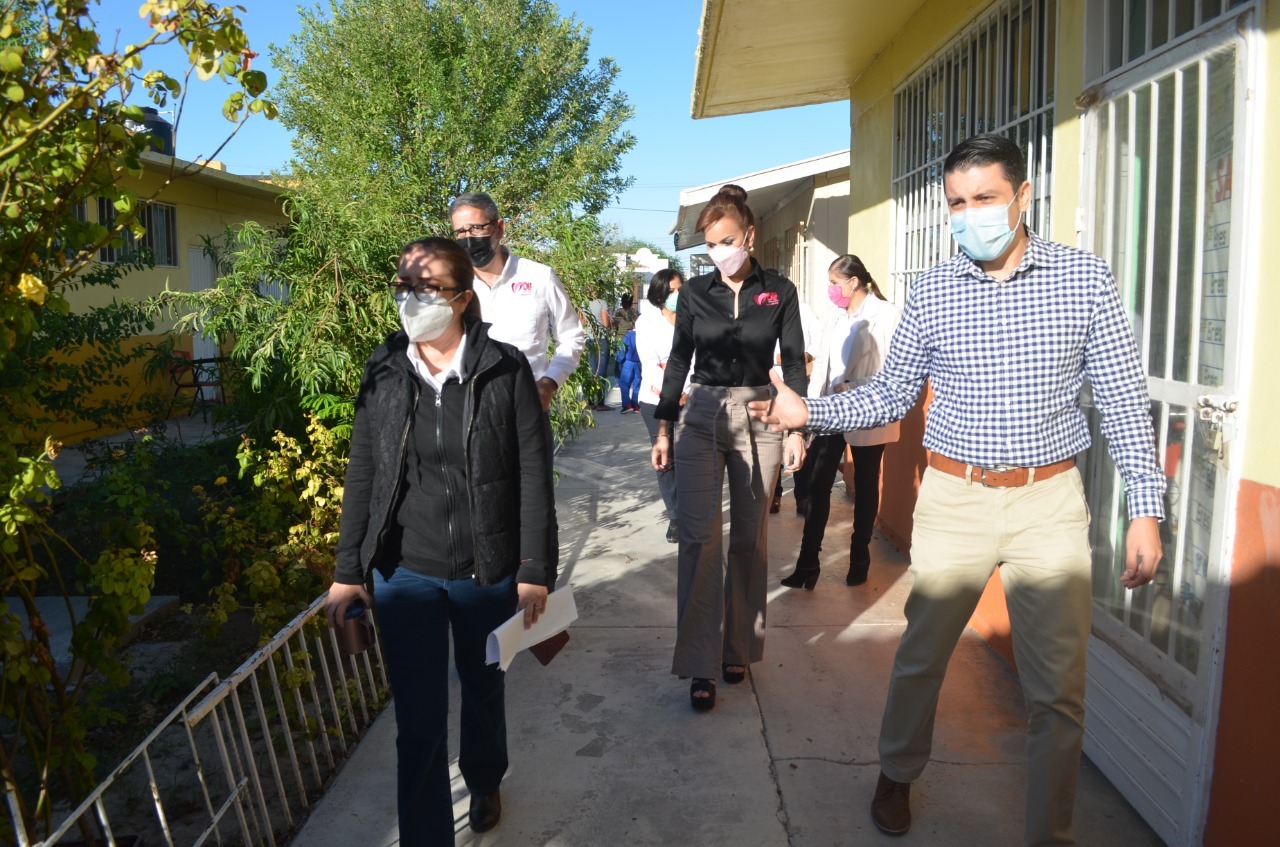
[485,584,577,671]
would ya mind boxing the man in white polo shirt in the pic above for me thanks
[448,192,586,411]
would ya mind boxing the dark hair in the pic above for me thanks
[694,183,754,234]
[829,254,886,301]
[647,268,684,309]
[399,237,482,322]
[621,293,634,309]
[448,191,500,222]
[943,133,1027,192]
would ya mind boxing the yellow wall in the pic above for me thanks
[45,165,285,443]
[1238,0,1280,488]
[73,168,286,333]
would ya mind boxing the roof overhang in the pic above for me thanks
[140,151,285,203]
[670,149,850,251]
[691,0,929,119]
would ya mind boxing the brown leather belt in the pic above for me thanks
[928,453,1076,488]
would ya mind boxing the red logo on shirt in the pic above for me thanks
[755,291,779,306]
[511,281,533,295]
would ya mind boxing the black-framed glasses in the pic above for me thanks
[450,220,496,238]
[390,281,461,304]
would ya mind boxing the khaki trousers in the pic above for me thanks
[879,466,1093,847]
[671,385,782,679]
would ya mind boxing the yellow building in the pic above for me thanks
[689,1,1276,843]
[54,149,287,443]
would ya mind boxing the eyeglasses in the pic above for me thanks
[390,281,461,304]
[451,220,496,238]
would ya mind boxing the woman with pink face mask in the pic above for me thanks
[779,254,901,590]
[650,183,808,711]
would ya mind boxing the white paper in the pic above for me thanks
[485,584,578,671]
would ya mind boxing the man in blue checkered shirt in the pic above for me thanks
[751,134,1164,846]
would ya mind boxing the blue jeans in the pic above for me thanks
[619,361,641,409]
[372,568,517,846]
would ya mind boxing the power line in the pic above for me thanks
[607,206,678,213]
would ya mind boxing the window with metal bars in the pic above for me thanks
[97,199,179,267]
[1084,0,1254,83]
[889,0,1057,303]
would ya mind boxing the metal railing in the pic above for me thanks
[18,592,388,847]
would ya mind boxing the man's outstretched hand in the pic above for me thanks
[748,370,810,432]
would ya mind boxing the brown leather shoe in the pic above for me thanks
[871,771,911,835]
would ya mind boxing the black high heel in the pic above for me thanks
[722,663,746,684]
[690,678,716,711]
[780,565,820,590]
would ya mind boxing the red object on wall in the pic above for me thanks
[1204,477,1280,845]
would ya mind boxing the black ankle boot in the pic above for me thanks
[781,563,820,590]
[846,549,871,586]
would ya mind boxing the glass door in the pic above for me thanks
[1082,37,1239,713]
[1079,24,1249,843]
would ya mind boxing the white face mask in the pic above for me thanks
[707,242,750,277]
[398,292,462,342]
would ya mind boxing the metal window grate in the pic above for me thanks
[98,199,179,267]
[1085,0,1254,83]
[889,0,1057,304]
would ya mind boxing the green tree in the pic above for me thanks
[156,0,636,437]
[275,0,634,243]
[0,2,274,841]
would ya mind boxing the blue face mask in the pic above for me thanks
[949,195,1020,262]
[664,291,679,312]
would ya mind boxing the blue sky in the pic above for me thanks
[92,0,850,252]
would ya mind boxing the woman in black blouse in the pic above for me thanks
[650,184,808,711]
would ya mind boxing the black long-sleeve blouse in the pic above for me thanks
[655,259,808,421]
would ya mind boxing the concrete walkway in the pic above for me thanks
[294,408,1163,847]
[51,412,229,488]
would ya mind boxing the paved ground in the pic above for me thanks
[293,404,1165,847]
[51,412,227,488]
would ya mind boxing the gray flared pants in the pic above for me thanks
[670,384,782,679]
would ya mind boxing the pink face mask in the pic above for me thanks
[708,243,750,277]
[827,282,852,308]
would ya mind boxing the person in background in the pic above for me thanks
[780,254,900,590]
[584,294,614,411]
[635,269,686,542]
[616,322,642,413]
[613,291,639,337]
[771,298,820,515]
[325,238,554,845]
[448,192,585,414]
[749,134,1164,844]
[651,184,807,712]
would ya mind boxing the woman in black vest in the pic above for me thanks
[326,237,554,845]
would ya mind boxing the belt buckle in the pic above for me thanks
[978,465,1012,488]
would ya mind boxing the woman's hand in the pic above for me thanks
[783,431,807,473]
[651,434,672,472]
[324,582,373,630]
[518,582,550,629]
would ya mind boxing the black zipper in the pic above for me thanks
[434,388,459,574]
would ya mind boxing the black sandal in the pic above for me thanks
[690,678,716,711]
[722,663,746,684]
